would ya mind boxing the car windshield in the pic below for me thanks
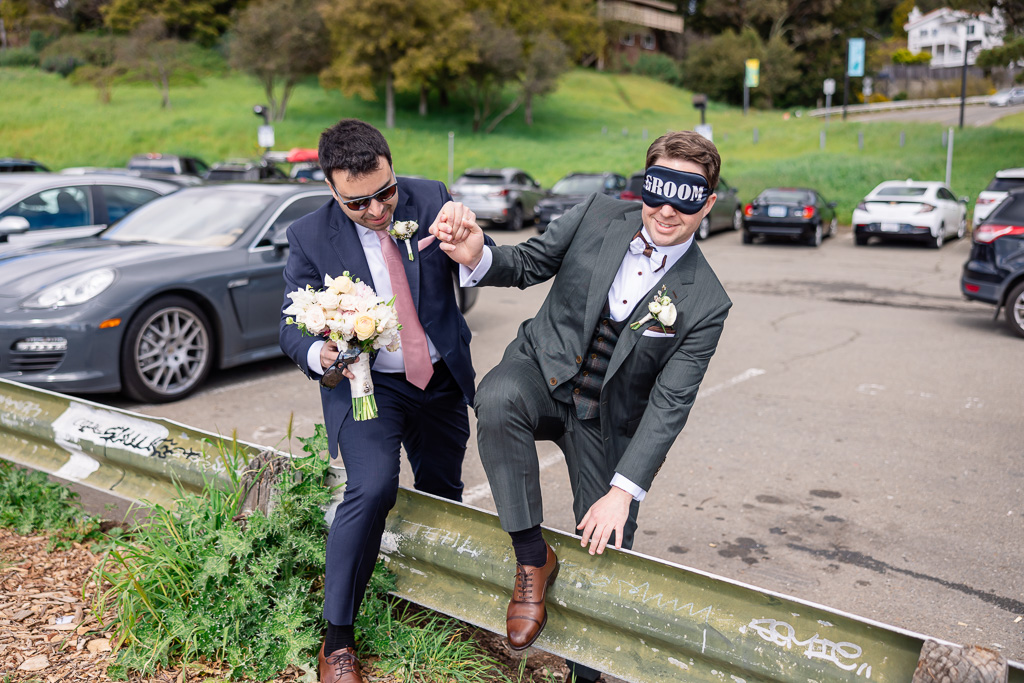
[874,186,928,198]
[102,188,275,246]
[551,176,605,195]
[988,195,1024,225]
[759,189,813,204]
[986,177,1024,193]
[457,174,505,185]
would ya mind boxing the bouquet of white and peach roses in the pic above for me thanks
[284,271,401,420]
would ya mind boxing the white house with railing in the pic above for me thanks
[904,6,1004,68]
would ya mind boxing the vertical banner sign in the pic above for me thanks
[847,38,866,77]
[745,59,760,88]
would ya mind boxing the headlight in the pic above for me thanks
[22,268,116,309]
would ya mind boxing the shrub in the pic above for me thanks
[894,91,908,101]
[0,48,40,67]
[41,54,84,77]
[626,52,682,86]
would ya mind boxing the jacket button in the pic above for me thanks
[549,377,557,386]
[573,387,581,394]
[575,355,582,364]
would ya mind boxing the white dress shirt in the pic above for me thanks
[460,224,693,501]
[307,223,441,375]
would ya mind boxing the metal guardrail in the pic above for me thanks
[1,378,1021,683]
[806,96,989,118]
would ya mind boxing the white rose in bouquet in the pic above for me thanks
[326,273,353,295]
[305,305,328,334]
[317,289,342,311]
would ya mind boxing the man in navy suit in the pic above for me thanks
[279,119,484,683]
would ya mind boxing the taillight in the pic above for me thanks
[801,206,815,220]
[916,203,935,213]
[489,189,509,197]
[973,223,1024,244]
[744,204,754,217]
[620,191,640,201]
[856,201,867,211]
[976,198,996,205]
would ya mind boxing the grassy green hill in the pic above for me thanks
[2,66,1021,222]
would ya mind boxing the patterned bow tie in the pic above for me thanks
[629,230,667,272]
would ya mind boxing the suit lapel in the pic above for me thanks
[392,198,421,310]
[327,203,374,289]
[606,241,700,381]
[583,210,641,335]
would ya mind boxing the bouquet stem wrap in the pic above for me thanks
[349,353,378,421]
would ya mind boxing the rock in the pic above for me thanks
[18,654,49,671]
[87,638,111,653]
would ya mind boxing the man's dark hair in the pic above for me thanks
[645,131,721,191]
[318,119,393,183]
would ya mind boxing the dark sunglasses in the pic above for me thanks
[320,347,362,390]
[331,179,398,212]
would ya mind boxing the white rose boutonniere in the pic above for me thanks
[390,220,419,261]
[630,286,677,331]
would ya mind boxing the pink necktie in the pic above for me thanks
[377,230,434,390]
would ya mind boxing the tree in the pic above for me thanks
[229,0,330,122]
[460,9,523,132]
[319,0,473,129]
[118,16,184,109]
[521,35,569,127]
[102,0,245,46]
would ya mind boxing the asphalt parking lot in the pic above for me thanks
[98,223,1022,662]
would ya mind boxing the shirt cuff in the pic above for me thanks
[307,340,326,376]
[611,473,647,502]
[459,246,493,287]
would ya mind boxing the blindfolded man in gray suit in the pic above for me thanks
[430,131,731,682]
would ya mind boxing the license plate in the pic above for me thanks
[767,205,787,218]
[880,222,900,232]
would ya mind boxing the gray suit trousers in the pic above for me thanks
[475,356,641,547]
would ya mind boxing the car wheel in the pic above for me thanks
[697,216,710,240]
[732,208,743,231]
[1005,281,1024,339]
[829,217,837,237]
[742,231,753,244]
[507,204,524,231]
[855,234,869,246]
[807,223,823,247]
[956,215,966,240]
[121,296,214,403]
[931,224,945,249]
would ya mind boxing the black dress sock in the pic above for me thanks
[325,622,355,654]
[509,525,548,566]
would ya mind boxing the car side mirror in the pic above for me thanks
[828,201,838,209]
[959,196,969,204]
[0,216,30,242]
[272,230,290,252]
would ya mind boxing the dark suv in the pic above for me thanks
[535,172,626,232]
[961,189,1024,338]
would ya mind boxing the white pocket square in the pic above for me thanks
[642,329,675,338]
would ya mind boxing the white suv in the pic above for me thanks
[974,168,1024,225]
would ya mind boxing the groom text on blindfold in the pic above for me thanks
[641,165,711,215]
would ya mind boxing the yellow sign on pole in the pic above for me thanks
[745,59,760,88]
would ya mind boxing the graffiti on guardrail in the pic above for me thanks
[51,403,206,465]
[741,617,874,677]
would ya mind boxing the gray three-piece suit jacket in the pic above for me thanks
[478,192,733,493]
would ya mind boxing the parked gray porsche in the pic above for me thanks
[0,183,331,403]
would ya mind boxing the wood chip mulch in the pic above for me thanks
[0,528,572,683]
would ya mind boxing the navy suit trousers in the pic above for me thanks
[323,360,469,625]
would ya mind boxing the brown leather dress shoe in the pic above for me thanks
[506,543,559,651]
[318,642,364,683]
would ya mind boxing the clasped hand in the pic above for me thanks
[429,201,485,269]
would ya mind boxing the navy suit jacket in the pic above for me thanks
[279,176,480,459]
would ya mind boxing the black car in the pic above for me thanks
[742,187,838,247]
[128,153,210,178]
[0,158,50,173]
[961,189,1024,338]
[536,172,626,232]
